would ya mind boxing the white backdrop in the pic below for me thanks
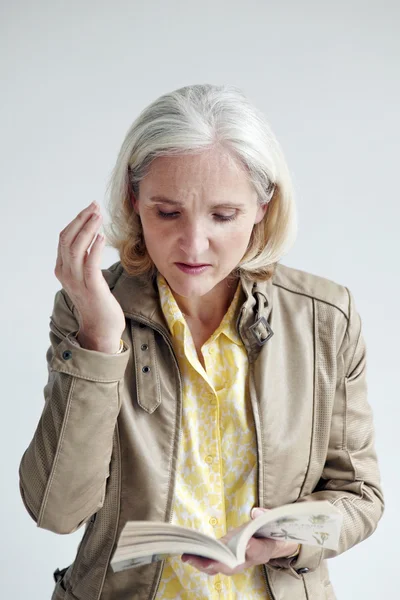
[1,1,398,598]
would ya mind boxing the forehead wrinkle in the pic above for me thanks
[141,149,256,206]
[149,149,247,183]
[148,196,247,211]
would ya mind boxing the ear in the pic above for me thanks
[254,202,268,225]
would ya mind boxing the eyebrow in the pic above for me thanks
[148,195,245,210]
[149,196,182,206]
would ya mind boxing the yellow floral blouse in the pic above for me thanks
[154,274,269,600]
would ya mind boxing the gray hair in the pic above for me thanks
[104,83,297,280]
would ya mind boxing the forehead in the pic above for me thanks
[139,148,255,201]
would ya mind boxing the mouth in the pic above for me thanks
[176,263,210,267]
[175,262,211,274]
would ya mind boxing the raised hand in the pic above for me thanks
[54,201,126,354]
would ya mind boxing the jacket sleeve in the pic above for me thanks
[18,288,130,535]
[269,287,384,578]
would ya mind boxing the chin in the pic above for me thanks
[171,280,215,299]
[164,270,218,298]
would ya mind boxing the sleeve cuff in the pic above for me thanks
[268,544,324,579]
[50,333,130,382]
[69,335,126,355]
[284,544,301,559]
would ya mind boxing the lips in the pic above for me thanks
[176,263,209,267]
[175,262,211,274]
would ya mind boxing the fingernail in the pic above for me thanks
[251,507,268,519]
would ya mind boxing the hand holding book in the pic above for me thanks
[111,500,343,574]
[181,507,301,576]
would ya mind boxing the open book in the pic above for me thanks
[111,501,342,572]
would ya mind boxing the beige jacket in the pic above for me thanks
[19,261,384,600]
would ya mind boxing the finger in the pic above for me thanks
[181,554,247,577]
[85,231,105,263]
[181,555,216,569]
[200,540,272,576]
[217,522,251,549]
[245,537,273,564]
[58,203,100,273]
[59,202,99,246]
[197,560,250,576]
[251,507,270,519]
[61,212,103,286]
[55,237,63,277]
[83,232,106,288]
[181,555,226,575]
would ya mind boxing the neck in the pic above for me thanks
[172,277,239,327]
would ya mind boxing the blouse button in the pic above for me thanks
[62,350,72,360]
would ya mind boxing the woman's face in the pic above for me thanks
[132,148,267,300]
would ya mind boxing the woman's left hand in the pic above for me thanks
[181,508,299,576]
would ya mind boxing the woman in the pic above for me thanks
[19,84,384,600]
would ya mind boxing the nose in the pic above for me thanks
[178,219,210,258]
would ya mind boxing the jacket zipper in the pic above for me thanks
[263,565,274,600]
[249,360,276,600]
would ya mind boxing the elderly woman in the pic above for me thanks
[19,84,383,600]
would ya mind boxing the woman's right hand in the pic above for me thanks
[54,201,126,354]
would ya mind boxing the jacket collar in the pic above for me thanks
[237,276,275,359]
[107,262,275,358]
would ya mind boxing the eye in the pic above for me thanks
[214,213,236,222]
[157,210,180,219]
[156,210,237,222]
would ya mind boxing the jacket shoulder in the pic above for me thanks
[273,263,350,320]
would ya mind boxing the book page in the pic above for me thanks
[111,540,239,572]
[110,501,343,573]
[110,522,239,572]
[226,501,343,563]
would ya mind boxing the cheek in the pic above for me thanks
[216,225,253,252]
[142,217,253,259]
[141,219,176,261]
[142,216,164,239]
